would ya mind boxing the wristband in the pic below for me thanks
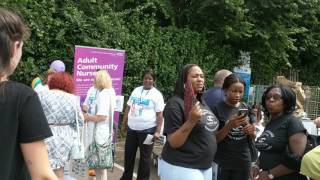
[267,170,275,179]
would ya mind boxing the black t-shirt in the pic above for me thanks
[0,81,52,180]
[256,114,306,180]
[161,96,219,169]
[211,101,253,169]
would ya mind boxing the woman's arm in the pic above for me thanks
[21,141,58,180]
[84,113,108,123]
[260,132,307,179]
[153,111,164,140]
[167,104,202,149]
[121,106,130,132]
[216,115,248,142]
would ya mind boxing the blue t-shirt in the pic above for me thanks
[203,87,224,109]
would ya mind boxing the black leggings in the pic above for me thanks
[218,167,250,180]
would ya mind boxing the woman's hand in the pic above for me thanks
[226,115,247,129]
[83,113,90,121]
[257,171,270,180]
[82,105,89,113]
[187,102,202,124]
[250,164,260,180]
[216,114,248,142]
[243,123,256,136]
[153,131,161,141]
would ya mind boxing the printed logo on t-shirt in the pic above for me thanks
[130,97,151,117]
[227,125,247,141]
[255,130,274,150]
[202,109,219,132]
[131,97,150,105]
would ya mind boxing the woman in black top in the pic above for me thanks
[212,74,256,180]
[0,8,57,179]
[250,85,307,180]
[160,64,219,180]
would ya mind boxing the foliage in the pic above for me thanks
[172,0,320,85]
[1,0,320,103]
[1,0,233,100]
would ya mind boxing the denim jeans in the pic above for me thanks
[158,159,212,180]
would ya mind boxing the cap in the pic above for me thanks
[49,60,65,72]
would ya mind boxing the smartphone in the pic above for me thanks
[238,108,248,117]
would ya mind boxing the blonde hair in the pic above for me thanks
[94,69,112,90]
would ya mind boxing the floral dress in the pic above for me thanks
[38,90,84,169]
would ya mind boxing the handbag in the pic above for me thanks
[86,133,113,169]
[71,96,85,160]
[68,159,88,179]
[86,90,114,169]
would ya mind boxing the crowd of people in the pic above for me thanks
[1,7,320,180]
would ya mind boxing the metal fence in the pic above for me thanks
[304,86,320,120]
[247,85,320,120]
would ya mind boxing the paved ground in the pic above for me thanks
[65,140,162,180]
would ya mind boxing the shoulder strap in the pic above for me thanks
[94,88,99,99]
[74,96,83,145]
[107,90,114,143]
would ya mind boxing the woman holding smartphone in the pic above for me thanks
[211,74,256,180]
[159,64,219,180]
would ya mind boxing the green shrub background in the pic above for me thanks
[2,0,320,101]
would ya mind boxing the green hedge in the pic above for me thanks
[2,0,236,101]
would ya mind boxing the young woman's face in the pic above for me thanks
[225,82,244,105]
[187,66,204,93]
[265,87,285,116]
[143,73,154,90]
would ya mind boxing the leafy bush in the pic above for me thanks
[2,0,319,101]
[2,0,235,100]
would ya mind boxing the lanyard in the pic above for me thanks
[140,88,151,99]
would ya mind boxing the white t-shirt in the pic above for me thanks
[127,86,164,130]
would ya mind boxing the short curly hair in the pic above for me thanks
[48,72,75,94]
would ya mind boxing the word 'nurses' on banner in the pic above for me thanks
[73,45,125,123]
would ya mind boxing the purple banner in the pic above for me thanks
[73,45,125,123]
